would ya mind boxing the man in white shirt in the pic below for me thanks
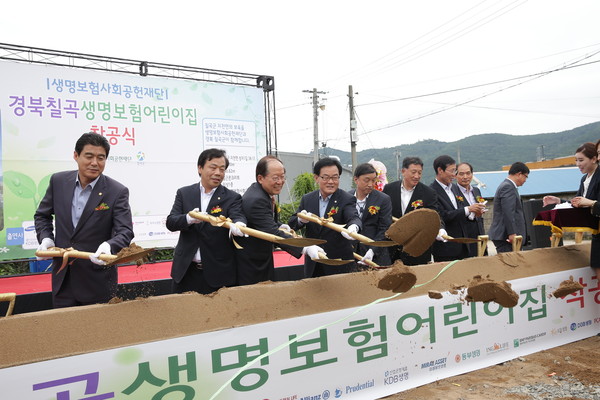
[456,162,487,257]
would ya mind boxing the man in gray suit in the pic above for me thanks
[488,162,530,253]
[35,133,134,308]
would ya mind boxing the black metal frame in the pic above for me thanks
[0,43,277,154]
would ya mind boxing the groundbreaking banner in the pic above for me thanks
[1,267,599,399]
[0,59,267,260]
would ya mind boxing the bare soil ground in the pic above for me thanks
[384,336,600,400]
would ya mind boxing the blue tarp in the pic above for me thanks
[474,167,583,198]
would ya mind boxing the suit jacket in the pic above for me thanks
[34,171,134,304]
[237,182,302,285]
[166,183,246,287]
[288,189,362,278]
[349,189,392,266]
[488,178,526,241]
[578,169,600,269]
[457,184,486,257]
[382,180,441,265]
[430,180,469,260]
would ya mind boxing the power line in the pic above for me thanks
[357,58,600,108]
[359,49,600,135]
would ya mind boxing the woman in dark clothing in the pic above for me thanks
[543,142,599,270]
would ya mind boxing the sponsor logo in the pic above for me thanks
[421,357,447,371]
[6,228,24,245]
[322,390,330,400]
[279,396,297,400]
[486,342,509,354]
[299,394,321,400]
[334,388,343,398]
[516,332,546,346]
[345,379,374,393]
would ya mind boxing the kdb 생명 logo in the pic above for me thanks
[136,151,145,162]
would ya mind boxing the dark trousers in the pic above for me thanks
[53,267,114,308]
[493,240,513,253]
[172,262,223,295]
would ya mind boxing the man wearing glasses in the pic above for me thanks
[349,163,392,266]
[430,155,474,261]
[237,155,323,284]
[289,157,362,278]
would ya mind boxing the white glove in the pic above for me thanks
[358,249,375,265]
[36,237,55,260]
[298,210,312,224]
[229,221,248,238]
[303,245,325,260]
[279,224,292,233]
[186,208,205,224]
[341,224,359,240]
[90,241,112,265]
[436,228,448,242]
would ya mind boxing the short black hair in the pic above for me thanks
[353,163,377,178]
[433,155,455,174]
[75,132,110,156]
[256,155,284,180]
[313,157,342,176]
[457,162,474,173]
[402,156,423,169]
[508,162,529,175]
[198,148,229,169]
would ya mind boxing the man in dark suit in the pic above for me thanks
[237,155,321,285]
[383,156,444,265]
[349,163,392,266]
[456,162,487,257]
[289,157,362,278]
[167,148,247,294]
[34,132,134,308]
[488,162,529,253]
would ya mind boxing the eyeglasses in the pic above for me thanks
[320,175,340,182]
[268,175,286,183]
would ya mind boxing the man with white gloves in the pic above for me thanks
[349,163,393,267]
[237,155,323,285]
[167,149,247,294]
[34,133,134,308]
[289,157,362,278]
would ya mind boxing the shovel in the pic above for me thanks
[441,234,482,244]
[387,209,440,257]
[311,251,354,266]
[189,211,325,247]
[352,252,387,269]
[0,292,16,317]
[35,246,155,273]
[296,212,395,247]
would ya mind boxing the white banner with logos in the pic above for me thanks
[2,266,599,399]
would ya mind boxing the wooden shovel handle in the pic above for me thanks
[512,235,523,252]
[297,212,377,244]
[189,211,285,244]
[0,292,16,317]
[352,252,382,269]
[35,249,116,262]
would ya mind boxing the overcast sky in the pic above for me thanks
[2,0,599,154]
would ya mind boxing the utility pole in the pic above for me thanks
[348,85,358,173]
[394,150,401,181]
[303,88,326,165]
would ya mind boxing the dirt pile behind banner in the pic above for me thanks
[0,244,592,369]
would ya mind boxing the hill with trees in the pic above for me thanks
[317,121,600,185]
